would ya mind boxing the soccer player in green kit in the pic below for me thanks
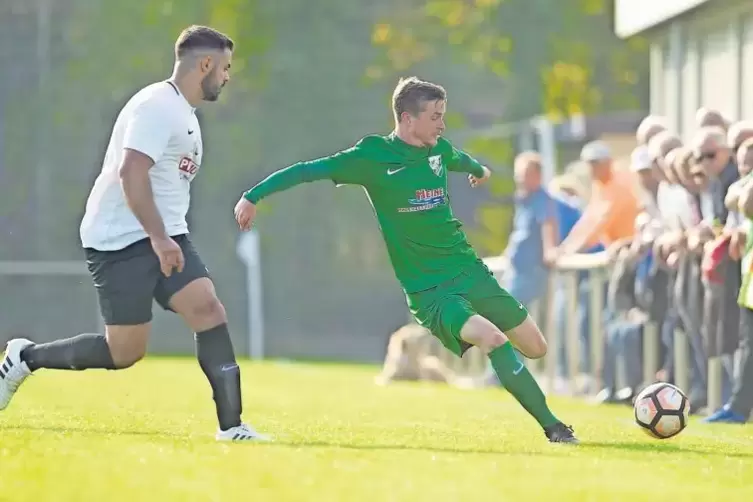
[234,77,578,443]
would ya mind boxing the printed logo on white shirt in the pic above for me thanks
[80,81,202,251]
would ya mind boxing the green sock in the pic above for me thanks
[489,342,559,428]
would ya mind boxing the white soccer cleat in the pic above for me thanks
[215,423,271,442]
[0,338,34,411]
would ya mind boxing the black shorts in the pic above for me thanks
[85,234,210,326]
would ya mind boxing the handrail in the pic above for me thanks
[0,261,88,275]
[473,250,700,404]
[554,251,611,270]
[483,251,611,273]
[478,251,611,394]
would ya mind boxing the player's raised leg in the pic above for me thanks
[464,267,577,443]
[0,325,149,411]
[0,241,161,411]
[460,314,578,443]
[157,240,267,442]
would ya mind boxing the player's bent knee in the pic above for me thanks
[527,336,548,359]
[111,350,145,369]
[105,324,150,369]
[189,296,227,325]
[170,278,228,331]
[460,315,509,354]
[507,317,547,359]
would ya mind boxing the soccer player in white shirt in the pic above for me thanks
[0,25,266,442]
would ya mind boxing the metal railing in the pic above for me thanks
[0,253,716,406]
[422,252,724,405]
[423,252,662,396]
[0,260,105,335]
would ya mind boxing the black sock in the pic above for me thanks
[195,323,242,431]
[20,333,116,372]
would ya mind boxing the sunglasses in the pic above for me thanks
[695,151,717,162]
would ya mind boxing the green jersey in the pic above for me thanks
[244,133,487,293]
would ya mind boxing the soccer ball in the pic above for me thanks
[633,382,690,439]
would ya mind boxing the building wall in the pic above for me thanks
[649,1,753,139]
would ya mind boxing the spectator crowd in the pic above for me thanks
[501,108,753,424]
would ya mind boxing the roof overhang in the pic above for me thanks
[615,0,712,38]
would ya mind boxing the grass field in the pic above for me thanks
[1,358,752,501]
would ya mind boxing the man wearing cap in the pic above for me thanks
[558,141,641,256]
[554,141,642,403]
[631,144,660,218]
[548,174,603,393]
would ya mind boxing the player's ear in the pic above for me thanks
[200,55,213,74]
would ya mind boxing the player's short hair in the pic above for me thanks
[175,25,234,59]
[392,77,446,121]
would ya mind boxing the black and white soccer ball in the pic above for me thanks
[634,382,690,439]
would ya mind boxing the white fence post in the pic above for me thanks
[476,253,611,393]
[236,231,265,360]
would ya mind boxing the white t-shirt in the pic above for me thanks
[80,81,203,251]
[656,181,697,230]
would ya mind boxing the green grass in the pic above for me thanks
[1,358,752,501]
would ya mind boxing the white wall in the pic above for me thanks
[742,16,753,118]
[649,4,752,138]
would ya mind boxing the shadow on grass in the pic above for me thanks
[271,440,561,457]
[0,424,558,456]
[0,423,187,439]
[580,441,753,458]
[4,424,750,459]
[271,439,752,459]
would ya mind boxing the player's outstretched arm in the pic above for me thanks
[441,138,491,187]
[235,144,371,230]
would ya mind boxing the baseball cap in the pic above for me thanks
[580,140,611,162]
[630,145,652,172]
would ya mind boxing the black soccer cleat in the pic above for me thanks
[544,422,579,444]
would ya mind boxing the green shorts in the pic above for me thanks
[405,263,529,357]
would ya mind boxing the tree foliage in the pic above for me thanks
[0,0,271,259]
[370,0,648,119]
[369,0,649,254]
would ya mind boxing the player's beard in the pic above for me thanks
[201,72,224,102]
